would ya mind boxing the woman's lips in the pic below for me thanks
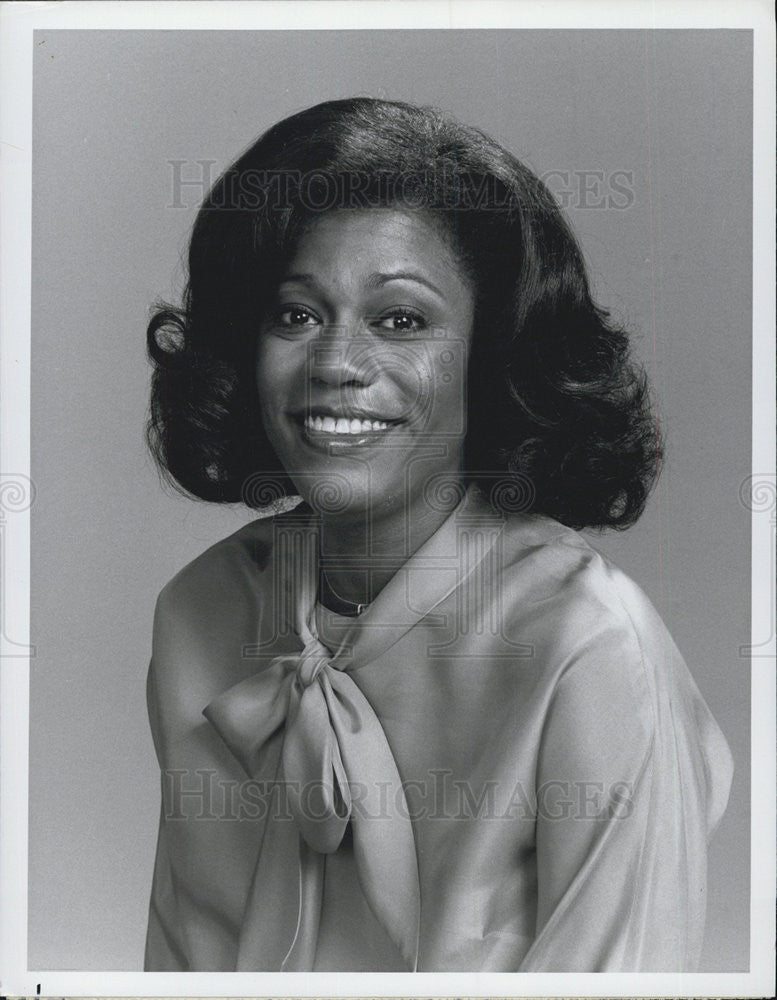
[293,412,403,450]
[304,414,395,435]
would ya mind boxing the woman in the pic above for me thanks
[143,97,733,972]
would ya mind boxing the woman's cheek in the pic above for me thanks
[257,336,297,400]
[255,341,289,444]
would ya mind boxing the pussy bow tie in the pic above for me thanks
[202,489,503,971]
[202,590,421,971]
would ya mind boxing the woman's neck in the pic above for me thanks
[317,487,464,606]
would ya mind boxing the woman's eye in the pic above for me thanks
[277,306,320,328]
[374,310,427,334]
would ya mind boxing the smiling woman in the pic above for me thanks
[143,97,733,972]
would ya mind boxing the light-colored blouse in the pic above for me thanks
[144,487,733,972]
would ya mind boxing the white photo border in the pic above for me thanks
[1,1,774,997]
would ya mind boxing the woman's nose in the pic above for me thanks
[309,324,375,388]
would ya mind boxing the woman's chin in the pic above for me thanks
[292,474,405,522]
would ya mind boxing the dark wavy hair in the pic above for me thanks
[147,97,661,529]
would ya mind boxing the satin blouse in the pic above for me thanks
[144,487,733,972]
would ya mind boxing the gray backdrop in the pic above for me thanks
[29,29,751,970]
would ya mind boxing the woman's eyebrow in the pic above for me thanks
[277,272,317,287]
[277,270,446,300]
[366,271,445,299]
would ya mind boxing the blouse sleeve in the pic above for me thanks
[143,656,190,971]
[144,798,190,971]
[517,620,731,972]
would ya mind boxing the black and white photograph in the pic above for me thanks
[0,1,773,996]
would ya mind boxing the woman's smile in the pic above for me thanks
[304,415,395,434]
[300,410,402,444]
[294,408,405,453]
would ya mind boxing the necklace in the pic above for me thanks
[319,569,370,617]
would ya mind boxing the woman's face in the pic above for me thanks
[255,208,475,520]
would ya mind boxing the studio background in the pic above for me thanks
[29,29,751,970]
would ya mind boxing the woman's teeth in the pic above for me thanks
[304,415,392,434]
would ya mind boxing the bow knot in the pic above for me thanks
[203,557,422,970]
[295,639,330,689]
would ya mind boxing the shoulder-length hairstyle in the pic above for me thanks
[147,97,661,529]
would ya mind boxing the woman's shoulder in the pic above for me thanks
[500,513,734,837]
[498,512,663,646]
[147,506,307,747]
[155,503,305,616]
[496,514,698,732]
